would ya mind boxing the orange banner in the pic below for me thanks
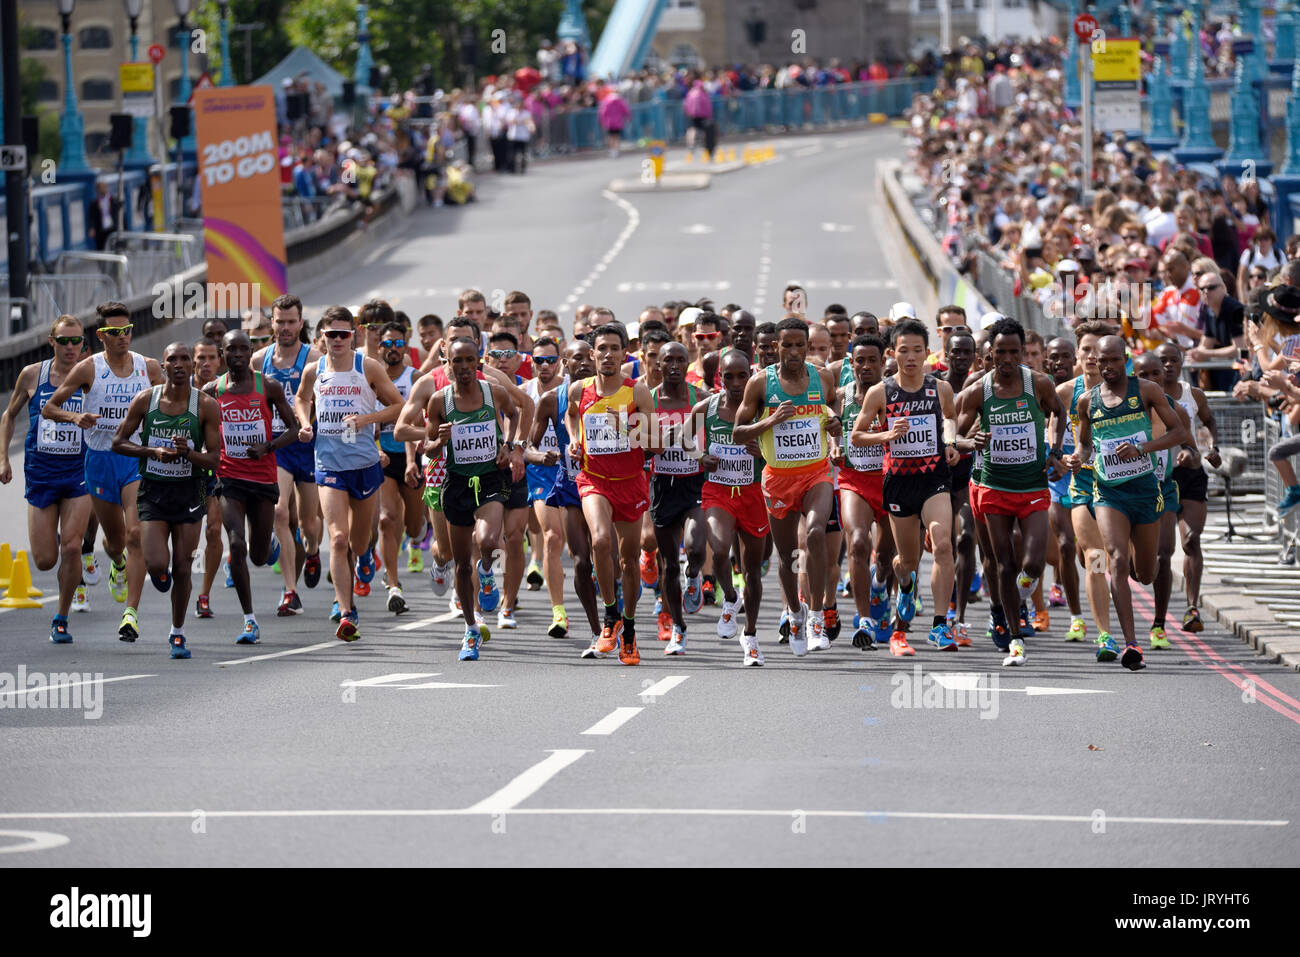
[193,85,287,315]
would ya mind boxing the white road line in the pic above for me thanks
[0,674,154,701]
[0,807,1284,827]
[639,675,689,700]
[396,610,461,631]
[216,641,338,666]
[580,706,643,735]
[463,749,591,813]
[794,145,823,157]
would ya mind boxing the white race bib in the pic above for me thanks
[36,418,82,456]
[451,420,497,464]
[710,442,753,486]
[846,439,884,472]
[771,417,823,463]
[888,414,937,458]
[221,416,265,460]
[583,411,629,455]
[989,420,1038,465]
[1098,433,1153,482]
[144,434,192,478]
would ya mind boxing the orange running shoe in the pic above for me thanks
[824,605,840,642]
[619,634,640,665]
[595,619,623,655]
[639,549,658,587]
[889,630,916,656]
[657,610,673,641]
[353,579,371,598]
[1032,609,1050,633]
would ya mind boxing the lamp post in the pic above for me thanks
[354,3,374,106]
[1065,0,1082,110]
[1169,4,1188,82]
[1147,1,1179,151]
[174,0,196,157]
[1116,0,1132,37]
[1223,0,1272,178]
[1272,0,1297,74]
[1173,0,1222,163]
[123,0,154,167]
[57,0,90,174]
[1274,5,1300,239]
[218,0,234,86]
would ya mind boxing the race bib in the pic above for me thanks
[710,442,754,486]
[583,411,629,455]
[36,418,81,456]
[539,423,559,456]
[771,417,823,463]
[270,407,287,433]
[221,416,265,460]
[1098,433,1153,482]
[888,414,937,458]
[654,446,698,476]
[989,420,1037,465]
[451,420,497,464]
[846,439,884,472]
[1155,447,1169,478]
[144,434,193,478]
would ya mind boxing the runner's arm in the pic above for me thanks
[851,382,904,446]
[112,390,170,460]
[525,390,559,466]
[1035,372,1068,455]
[0,364,38,482]
[363,357,405,427]
[1140,379,1188,454]
[564,379,583,461]
[293,364,317,440]
[41,357,95,426]
[393,377,435,444]
[189,394,222,471]
[263,379,301,453]
[1075,392,1093,465]
[1192,385,1220,466]
[493,382,521,445]
[938,378,958,446]
[424,392,449,449]
[731,376,782,445]
[145,358,165,386]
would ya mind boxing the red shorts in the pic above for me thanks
[701,480,770,538]
[978,486,1050,520]
[576,470,649,525]
[968,482,984,523]
[761,461,834,520]
[837,467,884,518]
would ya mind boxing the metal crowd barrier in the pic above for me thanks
[1263,415,1300,542]
[28,274,122,329]
[107,233,200,296]
[1207,394,1267,494]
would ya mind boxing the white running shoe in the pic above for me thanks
[664,626,686,656]
[71,584,89,613]
[497,607,518,629]
[789,604,809,657]
[387,585,407,614]
[429,560,451,596]
[1002,638,1026,667]
[81,553,101,586]
[807,611,831,651]
[740,633,764,666]
[717,599,739,639]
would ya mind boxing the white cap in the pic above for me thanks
[626,321,640,340]
[888,301,917,321]
[979,311,1005,330]
[677,307,703,328]
[1057,258,1082,273]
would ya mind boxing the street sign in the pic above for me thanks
[1092,38,1141,83]
[1073,13,1099,42]
[186,72,214,106]
[148,43,165,64]
[120,62,153,93]
[1092,38,1141,133]
[0,145,27,171]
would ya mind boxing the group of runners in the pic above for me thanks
[3,285,1219,670]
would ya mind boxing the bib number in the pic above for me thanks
[846,440,883,472]
[989,420,1037,465]
[888,414,936,458]
[221,417,265,460]
[36,418,81,456]
[583,412,629,455]
[1098,433,1153,482]
[145,435,192,478]
[710,442,753,486]
[451,420,497,464]
[771,417,823,463]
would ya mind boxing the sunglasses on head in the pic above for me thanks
[380,338,406,349]
[324,329,352,339]
[533,355,560,365]
[52,335,84,346]
[100,325,133,337]
[487,349,517,359]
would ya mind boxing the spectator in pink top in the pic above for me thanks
[598,87,631,158]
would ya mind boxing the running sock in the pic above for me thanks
[53,614,67,624]
[244,613,257,626]
[932,615,946,628]
[1152,616,1165,629]
[604,601,618,622]
[899,575,914,594]
[1016,573,1038,601]
[477,560,493,577]
[872,566,888,589]
[622,615,635,640]
[170,625,183,637]
[990,604,1007,627]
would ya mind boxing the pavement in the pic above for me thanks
[0,127,1297,866]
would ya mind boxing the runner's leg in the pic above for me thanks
[170,521,201,629]
[120,482,146,611]
[378,476,404,590]
[1072,507,1111,635]
[1096,506,1139,644]
[220,496,255,615]
[1178,499,1207,611]
[319,486,355,614]
[564,505,600,636]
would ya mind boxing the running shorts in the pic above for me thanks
[1092,473,1161,527]
[1172,465,1208,504]
[968,481,985,524]
[544,476,581,509]
[315,462,384,501]
[882,464,951,519]
[576,470,649,525]
[1160,476,1180,517]
[275,439,316,485]
[837,467,884,519]
[26,474,88,510]
[215,476,281,506]
[650,473,706,529]
[85,448,141,505]
[527,463,560,503]
[383,448,423,485]
[501,469,529,510]
[977,486,1051,520]
[701,480,769,538]
[761,460,834,520]
[137,477,207,524]
[443,469,506,527]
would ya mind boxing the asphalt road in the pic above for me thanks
[1,129,1297,867]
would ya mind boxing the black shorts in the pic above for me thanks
[1172,465,1208,505]
[383,448,423,484]
[951,456,972,495]
[883,465,951,520]
[443,469,505,527]
[690,116,708,131]
[650,474,705,529]
[501,469,529,510]
[215,476,280,506]
[138,477,207,525]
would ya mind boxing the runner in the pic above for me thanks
[191,337,226,618]
[1073,335,1187,670]
[957,317,1068,667]
[568,322,656,665]
[732,317,842,655]
[43,302,163,642]
[293,306,407,640]
[853,318,960,654]
[755,323,779,369]
[112,343,221,658]
[376,321,425,614]
[937,330,977,643]
[425,336,524,660]
[204,331,302,643]
[1043,335,1088,643]
[0,315,93,641]
[484,331,532,628]
[251,294,324,614]
[522,336,570,636]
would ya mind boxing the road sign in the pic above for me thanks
[1092,38,1141,83]
[186,72,214,106]
[120,62,153,93]
[1093,38,1141,133]
[148,43,165,64]
[0,145,27,171]
[1074,13,1099,42]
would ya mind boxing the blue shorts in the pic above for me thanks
[544,477,581,509]
[276,438,316,485]
[85,447,141,505]
[1049,472,1074,507]
[315,461,383,501]
[527,463,559,503]
[1160,477,1179,517]
[25,473,88,510]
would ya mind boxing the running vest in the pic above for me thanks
[313,353,379,471]
[978,367,1047,493]
[26,360,85,485]
[441,379,500,476]
[882,373,945,476]
[553,378,578,492]
[525,375,563,463]
[261,344,310,434]
[577,376,643,480]
[651,383,702,478]
[139,385,202,481]
[1171,382,1206,456]
[1088,377,1154,486]
[757,363,829,470]
[215,372,278,483]
[840,378,885,474]
[1153,393,1179,482]
[83,352,148,451]
[379,366,416,454]
[702,393,760,487]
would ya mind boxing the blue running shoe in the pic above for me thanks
[682,574,704,614]
[149,570,171,593]
[1279,485,1300,517]
[927,623,958,651]
[874,616,892,646]
[355,548,376,584]
[777,608,791,644]
[267,536,281,568]
[897,572,918,622]
[224,559,234,588]
[654,594,663,616]
[345,607,359,626]
[50,618,72,644]
[459,626,481,661]
[1019,602,1035,637]
[477,562,500,613]
[869,581,889,623]
[170,634,191,659]
[236,620,260,644]
[970,568,982,596]
[1096,633,1119,663]
[329,601,342,623]
[851,614,875,650]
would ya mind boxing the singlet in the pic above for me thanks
[882,373,945,476]
[553,378,578,493]
[978,367,1047,493]
[1088,377,1154,487]
[577,376,644,481]
[83,352,148,452]
[525,375,563,464]
[261,344,310,435]
[215,372,278,484]
[313,353,380,472]
[651,383,702,480]
[840,377,885,474]
[379,366,416,455]
[702,393,760,487]
[138,385,202,483]
[26,361,85,485]
[441,379,500,477]
[1153,393,1180,482]
[757,363,829,471]
[1171,382,1205,461]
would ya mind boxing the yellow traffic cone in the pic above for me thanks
[684,150,693,164]
[765,145,775,161]
[715,149,726,165]
[0,542,12,589]
[702,149,711,163]
[0,551,43,607]
[726,148,737,163]
[743,146,753,164]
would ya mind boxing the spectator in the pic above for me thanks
[1238,226,1285,297]
[598,86,631,158]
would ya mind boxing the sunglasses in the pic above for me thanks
[380,339,406,349]
[533,355,560,365]
[487,349,517,359]
[100,325,134,337]
[323,329,353,340]
[52,335,84,346]
[694,332,720,341]
[1198,282,1223,292]
[250,335,272,344]
[363,322,387,330]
